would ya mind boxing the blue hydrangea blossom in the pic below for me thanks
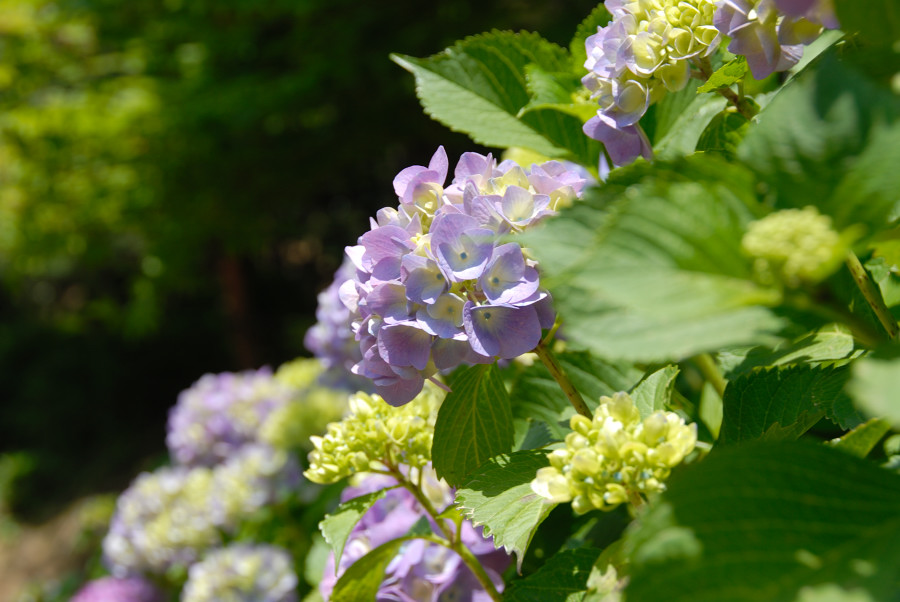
[339,147,586,405]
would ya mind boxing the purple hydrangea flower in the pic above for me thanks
[304,258,373,391]
[320,470,510,601]
[581,0,720,167]
[167,368,296,467]
[103,466,219,575]
[713,0,837,80]
[335,148,586,405]
[70,576,164,602]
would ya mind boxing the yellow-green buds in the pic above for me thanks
[742,206,846,287]
[531,392,696,514]
[303,383,444,484]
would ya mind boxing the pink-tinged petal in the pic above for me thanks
[359,225,414,265]
[428,146,449,183]
[377,323,432,371]
[393,165,428,198]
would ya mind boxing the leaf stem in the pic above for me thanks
[845,251,899,341]
[692,56,755,120]
[533,341,592,418]
[693,353,727,399]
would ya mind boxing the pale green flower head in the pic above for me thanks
[303,382,444,484]
[259,358,349,452]
[531,391,697,514]
[742,206,846,287]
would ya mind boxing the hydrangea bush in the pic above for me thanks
[82,1,900,600]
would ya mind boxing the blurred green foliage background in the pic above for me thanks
[0,0,598,521]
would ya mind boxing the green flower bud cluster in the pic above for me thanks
[259,358,349,451]
[304,383,444,484]
[531,392,697,514]
[742,206,845,287]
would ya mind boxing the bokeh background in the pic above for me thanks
[0,0,597,594]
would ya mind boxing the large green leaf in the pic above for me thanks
[644,80,727,157]
[719,364,850,444]
[432,364,514,487]
[524,156,791,363]
[624,441,900,602]
[719,324,857,378]
[848,353,900,428]
[456,450,554,571]
[509,350,642,440]
[319,488,389,570]
[738,48,900,233]
[391,31,592,161]
[834,0,900,46]
[504,547,604,602]
[831,417,892,458]
[330,538,406,602]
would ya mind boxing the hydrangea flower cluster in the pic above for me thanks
[209,444,301,530]
[104,449,299,574]
[259,358,350,452]
[531,392,697,513]
[304,258,373,391]
[304,384,443,484]
[320,470,510,601]
[69,576,164,602]
[582,0,721,165]
[167,368,297,467]
[103,466,220,575]
[340,147,587,404]
[715,0,838,79]
[742,206,845,287]
[181,544,298,602]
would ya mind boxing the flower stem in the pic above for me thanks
[845,251,899,341]
[533,341,592,418]
[693,353,727,399]
[396,474,502,602]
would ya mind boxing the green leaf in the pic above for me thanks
[509,350,642,440]
[719,364,850,444]
[432,364,514,487]
[524,155,790,363]
[696,109,751,158]
[630,365,680,419]
[624,441,900,602]
[330,538,405,602]
[391,31,593,162]
[834,0,900,46]
[719,324,857,378]
[738,47,900,233]
[697,56,748,93]
[644,80,728,157]
[319,488,388,570]
[405,515,433,538]
[503,547,603,601]
[569,3,613,72]
[831,417,892,458]
[848,353,900,428]
[456,450,555,572]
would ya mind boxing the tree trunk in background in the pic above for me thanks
[216,253,260,369]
